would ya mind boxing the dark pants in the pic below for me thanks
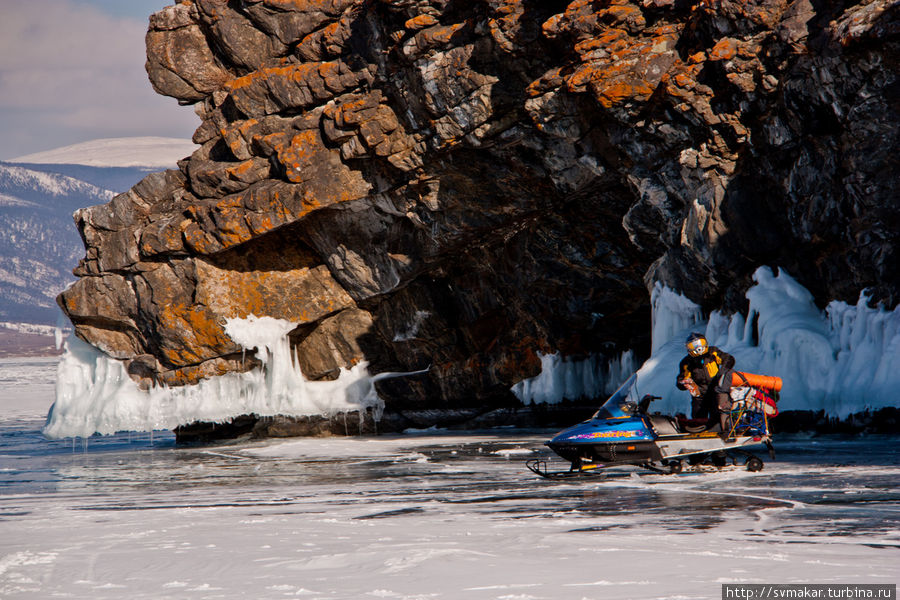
[691,370,733,422]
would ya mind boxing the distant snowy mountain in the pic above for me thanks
[0,137,195,326]
[10,137,196,169]
[0,163,116,324]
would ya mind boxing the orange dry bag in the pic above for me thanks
[732,371,783,392]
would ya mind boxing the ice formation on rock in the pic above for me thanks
[44,267,899,439]
[637,267,900,417]
[650,282,704,354]
[44,315,384,439]
[511,351,636,405]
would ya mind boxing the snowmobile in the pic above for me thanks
[527,372,778,479]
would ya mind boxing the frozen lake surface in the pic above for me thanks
[1,357,898,599]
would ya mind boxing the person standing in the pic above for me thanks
[676,332,735,438]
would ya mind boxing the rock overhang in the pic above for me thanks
[58,0,899,435]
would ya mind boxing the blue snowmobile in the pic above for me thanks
[527,373,776,479]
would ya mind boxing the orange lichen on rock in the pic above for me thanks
[600,3,646,30]
[525,66,565,97]
[259,0,357,12]
[195,258,355,326]
[210,205,255,248]
[226,64,306,92]
[276,129,320,183]
[223,60,368,117]
[220,118,259,159]
[405,14,439,30]
[225,159,258,180]
[708,37,739,61]
[418,22,467,47]
[157,301,233,366]
[565,25,678,108]
[597,80,656,108]
[182,224,223,255]
[541,0,595,39]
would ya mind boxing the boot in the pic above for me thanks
[719,412,734,442]
[716,393,734,441]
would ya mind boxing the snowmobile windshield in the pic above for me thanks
[591,374,640,419]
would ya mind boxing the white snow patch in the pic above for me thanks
[0,356,58,421]
[491,448,534,457]
[0,192,37,207]
[10,136,196,168]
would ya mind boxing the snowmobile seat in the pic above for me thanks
[648,414,680,435]
[676,417,717,433]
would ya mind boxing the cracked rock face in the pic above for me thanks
[60,0,898,431]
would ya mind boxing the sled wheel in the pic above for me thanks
[746,456,764,472]
[668,460,683,474]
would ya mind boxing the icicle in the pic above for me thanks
[54,310,66,351]
[650,282,703,353]
[511,350,635,405]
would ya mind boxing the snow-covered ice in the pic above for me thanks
[2,362,899,599]
[0,357,57,420]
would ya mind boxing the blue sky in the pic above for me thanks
[0,0,198,160]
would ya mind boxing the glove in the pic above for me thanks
[679,378,700,397]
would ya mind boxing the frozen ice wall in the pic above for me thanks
[511,351,636,405]
[44,315,385,439]
[650,281,704,354]
[509,281,703,406]
[636,267,900,417]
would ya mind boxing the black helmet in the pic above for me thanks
[685,332,708,356]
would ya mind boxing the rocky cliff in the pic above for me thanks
[59,0,898,437]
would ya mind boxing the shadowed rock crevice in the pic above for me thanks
[60,0,899,438]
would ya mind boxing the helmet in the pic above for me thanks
[685,332,708,356]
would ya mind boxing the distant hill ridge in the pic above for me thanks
[0,163,114,201]
[0,137,194,327]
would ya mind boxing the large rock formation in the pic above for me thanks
[60,0,898,437]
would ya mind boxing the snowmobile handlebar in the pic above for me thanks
[638,394,661,413]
